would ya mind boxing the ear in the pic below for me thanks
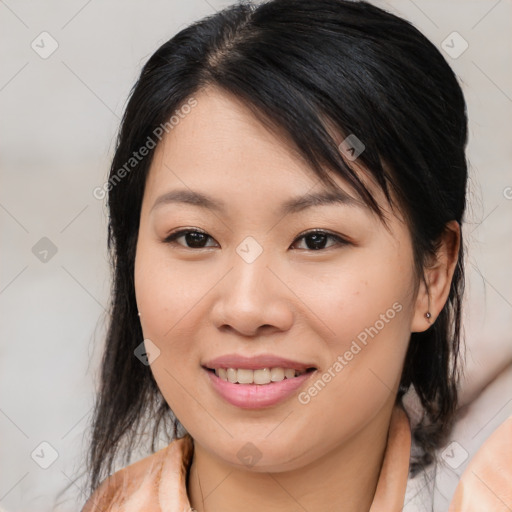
[411,220,461,333]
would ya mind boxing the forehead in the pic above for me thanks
[150,87,314,185]
[143,86,392,219]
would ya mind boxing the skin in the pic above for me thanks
[134,85,460,512]
[449,414,512,511]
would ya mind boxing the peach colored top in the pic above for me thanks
[81,407,512,511]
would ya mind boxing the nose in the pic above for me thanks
[210,247,294,338]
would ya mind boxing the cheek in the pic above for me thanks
[135,241,208,339]
[291,251,415,415]
[134,242,210,414]
[292,248,415,350]
[134,242,212,401]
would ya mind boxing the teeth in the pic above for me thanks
[284,368,295,379]
[237,369,254,384]
[253,368,271,384]
[213,367,308,384]
[270,367,284,382]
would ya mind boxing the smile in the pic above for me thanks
[203,366,317,409]
[210,367,313,385]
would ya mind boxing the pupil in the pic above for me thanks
[307,233,326,250]
[186,232,207,248]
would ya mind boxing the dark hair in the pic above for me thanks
[85,0,467,498]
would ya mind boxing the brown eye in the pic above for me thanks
[164,229,218,249]
[291,230,348,251]
[163,228,348,251]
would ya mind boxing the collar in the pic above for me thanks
[84,404,411,511]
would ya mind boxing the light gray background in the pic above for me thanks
[0,1,511,511]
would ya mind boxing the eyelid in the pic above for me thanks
[164,227,207,240]
[163,228,218,247]
[291,228,350,250]
[294,227,346,240]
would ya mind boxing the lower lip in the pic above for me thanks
[204,368,316,409]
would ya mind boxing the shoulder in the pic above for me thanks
[81,444,170,512]
[81,434,195,512]
[449,415,512,511]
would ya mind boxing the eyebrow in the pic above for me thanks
[150,188,363,215]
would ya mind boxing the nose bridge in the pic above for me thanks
[230,234,272,300]
[212,235,292,335]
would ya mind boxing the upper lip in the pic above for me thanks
[202,354,317,371]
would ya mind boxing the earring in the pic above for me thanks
[425,311,432,320]
[138,311,141,317]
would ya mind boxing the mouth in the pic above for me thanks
[203,364,318,409]
[203,366,317,385]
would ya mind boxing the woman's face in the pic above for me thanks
[134,86,421,472]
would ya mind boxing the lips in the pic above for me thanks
[202,354,317,372]
[201,354,318,408]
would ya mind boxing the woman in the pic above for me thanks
[81,0,511,510]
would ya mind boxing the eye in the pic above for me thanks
[163,229,218,249]
[290,229,348,251]
[163,228,349,251]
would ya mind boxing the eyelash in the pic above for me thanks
[163,228,349,251]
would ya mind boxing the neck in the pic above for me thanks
[187,404,395,512]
